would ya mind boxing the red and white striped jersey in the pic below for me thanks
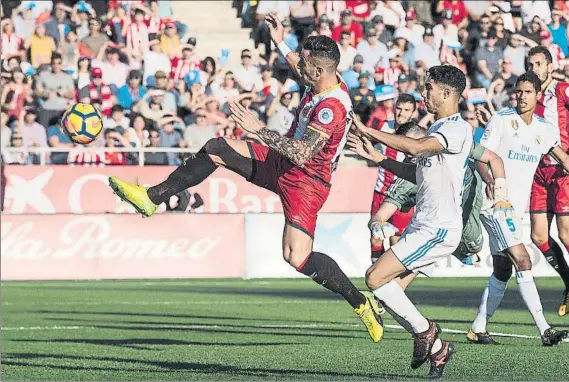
[535,80,569,165]
[375,66,402,86]
[285,79,353,183]
[374,120,405,193]
[125,21,149,54]
[170,56,201,80]
[1,33,23,58]
[145,14,164,34]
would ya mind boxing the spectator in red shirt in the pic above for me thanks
[78,67,115,116]
[331,9,364,47]
[439,0,468,27]
[104,128,130,165]
[345,0,372,23]
[170,38,201,82]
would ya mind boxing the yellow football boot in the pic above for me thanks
[355,292,384,343]
[109,176,157,217]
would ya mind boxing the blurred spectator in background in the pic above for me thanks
[104,128,129,165]
[1,68,27,119]
[357,27,388,74]
[104,104,130,132]
[289,0,316,42]
[184,108,219,151]
[342,54,365,89]
[143,38,171,85]
[160,22,181,58]
[266,91,295,136]
[117,69,147,110]
[1,19,24,61]
[350,72,375,124]
[78,67,114,116]
[213,71,240,108]
[463,109,484,143]
[144,128,168,165]
[36,53,75,128]
[415,26,440,70]
[332,9,364,47]
[474,29,503,88]
[232,49,259,92]
[26,23,56,68]
[158,115,184,165]
[81,17,109,57]
[504,34,529,75]
[337,30,358,73]
[93,44,130,89]
[47,118,74,165]
[549,8,568,56]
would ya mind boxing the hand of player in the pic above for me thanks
[265,13,284,44]
[347,133,384,163]
[350,114,370,138]
[493,200,515,221]
[368,220,397,241]
[229,100,265,133]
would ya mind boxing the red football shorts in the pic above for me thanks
[370,191,414,235]
[530,165,569,215]
[247,142,330,238]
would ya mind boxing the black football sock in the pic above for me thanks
[147,138,254,205]
[538,239,569,290]
[549,238,569,290]
[147,152,217,205]
[297,251,366,309]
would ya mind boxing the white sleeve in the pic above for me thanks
[479,115,503,152]
[542,124,560,154]
[431,121,469,154]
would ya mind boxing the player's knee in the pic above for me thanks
[530,231,548,246]
[493,256,513,281]
[511,252,532,272]
[201,138,228,165]
[365,267,381,290]
[283,244,311,269]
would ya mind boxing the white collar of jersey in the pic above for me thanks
[433,112,462,125]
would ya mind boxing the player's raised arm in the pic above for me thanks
[265,13,302,80]
[229,100,327,166]
[352,115,445,157]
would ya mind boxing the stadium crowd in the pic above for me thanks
[1,0,568,165]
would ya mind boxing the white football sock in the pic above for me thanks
[384,306,414,335]
[516,270,550,335]
[372,280,429,334]
[472,274,508,333]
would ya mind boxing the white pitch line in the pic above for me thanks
[3,323,567,342]
[2,300,343,306]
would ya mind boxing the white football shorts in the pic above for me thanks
[391,223,462,271]
[480,213,523,256]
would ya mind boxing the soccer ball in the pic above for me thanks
[61,103,103,144]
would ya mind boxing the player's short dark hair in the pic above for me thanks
[396,93,417,110]
[516,71,541,93]
[528,46,553,64]
[426,65,466,97]
[301,35,341,72]
[396,121,424,137]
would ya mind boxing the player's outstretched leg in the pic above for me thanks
[468,257,511,345]
[366,250,446,370]
[506,245,569,345]
[284,225,384,343]
[109,138,252,216]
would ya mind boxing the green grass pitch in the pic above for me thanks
[2,278,568,380]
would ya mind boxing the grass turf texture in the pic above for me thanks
[2,278,568,381]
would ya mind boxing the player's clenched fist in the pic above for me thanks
[368,220,397,241]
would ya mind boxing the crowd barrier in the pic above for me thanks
[2,212,567,281]
[1,165,376,214]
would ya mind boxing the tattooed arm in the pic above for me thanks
[255,127,328,166]
[229,100,329,166]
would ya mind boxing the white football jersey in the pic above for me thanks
[412,113,473,230]
[480,107,558,214]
